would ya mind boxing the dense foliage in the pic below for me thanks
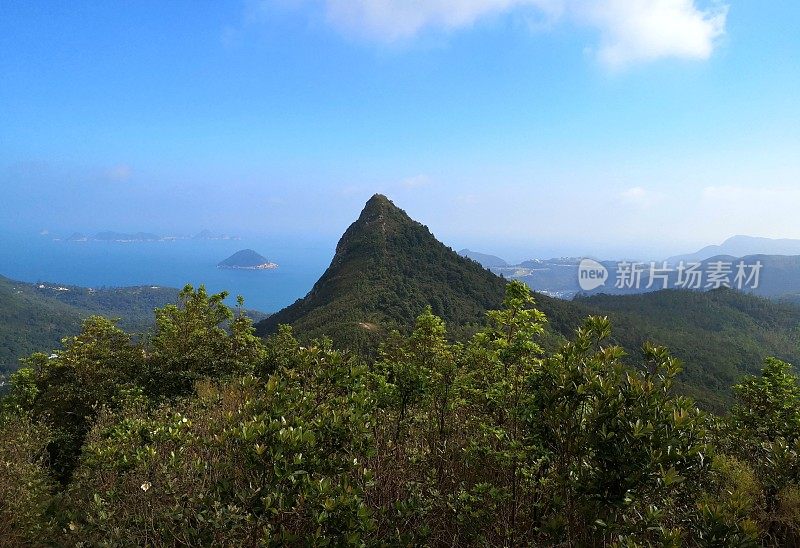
[0,276,269,377]
[3,281,800,545]
[577,289,800,411]
[0,275,178,376]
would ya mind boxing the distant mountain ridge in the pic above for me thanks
[94,231,161,242]
[668,235,800,263]
[193,229,239,241]
[460,235,800,300]
[486,254,800,301]
[459,249,509,268]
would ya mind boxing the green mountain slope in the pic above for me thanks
[256,195,800,411]
[577,289,800,410]
[256,194,509,349]
[0,277,178,375]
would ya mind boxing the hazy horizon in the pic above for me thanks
[2,1,799,262]
[5,202,795,266]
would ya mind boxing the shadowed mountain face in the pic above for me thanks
[255,194,509,349]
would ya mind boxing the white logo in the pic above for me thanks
[578,258,608,291]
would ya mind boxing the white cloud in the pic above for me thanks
[291,0,727,67]
[576,0,728,69]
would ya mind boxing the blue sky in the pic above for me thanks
[1,0,798,260]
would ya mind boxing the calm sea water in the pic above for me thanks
[0,232,335,313]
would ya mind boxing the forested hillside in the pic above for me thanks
[256,194,508,350]
[2,197,798,544]
[3,282,800,545]
[0,277,272,377]
[577,289,800,410]
[257,196,800,410]
[0,276,178,375]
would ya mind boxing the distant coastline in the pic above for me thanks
[50,230,240,243]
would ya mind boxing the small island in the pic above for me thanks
[218,249,278,270]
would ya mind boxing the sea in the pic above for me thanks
[0,232,336,314]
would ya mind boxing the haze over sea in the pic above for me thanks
[0,232,334,313]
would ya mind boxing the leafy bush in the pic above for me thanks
[62,335,374,546]
[2,280,800,545]
[0,412,55,544]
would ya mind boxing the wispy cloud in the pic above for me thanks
[321,0,556,42]
[276,0,727,68]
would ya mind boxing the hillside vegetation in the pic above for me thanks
[577,289,800,410]
[3,195,800,542]
[257,195,800,410]
[3,282,800,545]
[256,194,508,350]
[0,276,178,375]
